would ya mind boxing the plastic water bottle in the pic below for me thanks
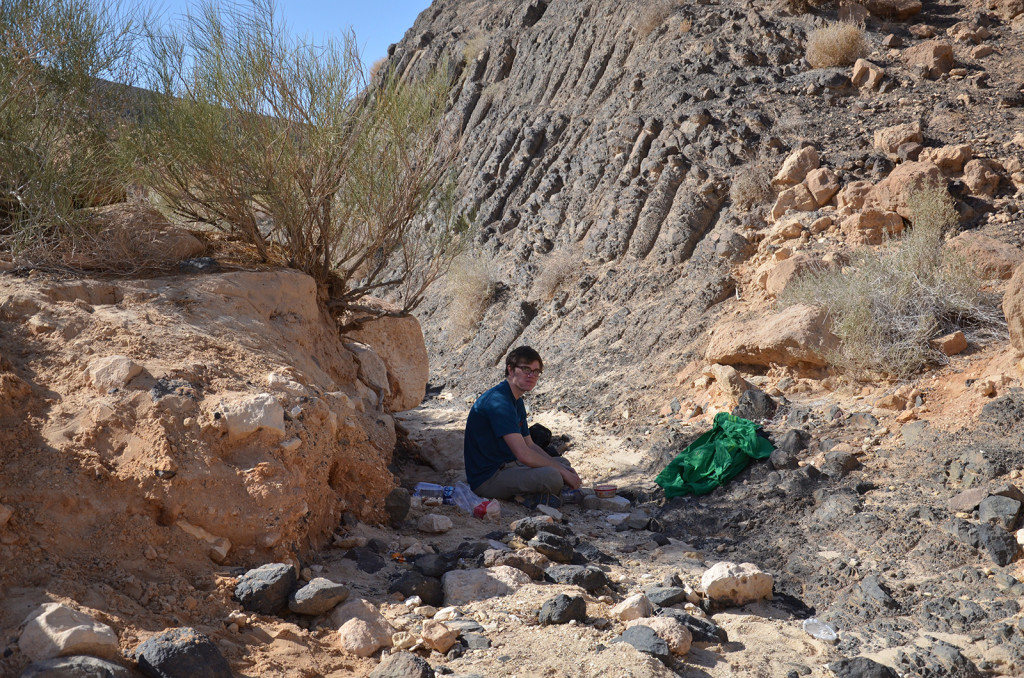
[802,618,838,644]
[412,482,452,507]
[452,482,486,514]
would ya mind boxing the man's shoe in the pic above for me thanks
[521,493,561,509]
[560,488,582,505]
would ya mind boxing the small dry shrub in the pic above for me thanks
[447,253,497,341]
[462,34,488,65]
[637,0,682,37]
[806,22,867,68]
[532,252,578,302]
[780,187,1004,378]
[730,162,774,209]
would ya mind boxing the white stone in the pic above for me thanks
[391,631,417,650]
[420,619,457,652]
[626,617,693,655]
[331,599,394,657]
[86,355,142,393]
[441,566,531,606]
[537,504,562,520]
[600,496,632,512]
[433,606,462,622]
[266,371,310,396]
[417,513,453,534]
[19,603,119,661]
[701,562,774,606]
[175,519,231,563]
[610,593,655,621]
[218,392,285,440]
[606,512,632,526]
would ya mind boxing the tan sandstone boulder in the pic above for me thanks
[347,299,429,412]
[919,144,973,173]
[765,254,825,298]
[804,167,841,206]
[963,159,1002,198]
[948,232,1023,280]
[868,162,946,220]
[1003,263,1024,354]
[705,305,839,369]
[840,209,905,246]
[904,40,955,79]
[773,146,820,187]
[874,122,923,158]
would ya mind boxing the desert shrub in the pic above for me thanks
[532,251,578,302]
[447,252,497,341]
[462,34,488,65]
[806,22,866,69]
[135,0,463,323]
[0,0,140,264]
[636,0,682,37]
[780,187,1003,378]
[730,161,774,209]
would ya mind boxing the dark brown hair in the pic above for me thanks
[505,346,543,377]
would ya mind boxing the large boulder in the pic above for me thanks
[903,41,954,79]
[874,122,923,158]
[772,147,819,187]
[19,604,119,662]
[347,298,429,412]
[705,305,839,370]
[867,162,946,220]
[948,232,1022,280]
[441,566,531,606]
[765,254,825,298]
[840,209,905,246]
[700,562,774,607]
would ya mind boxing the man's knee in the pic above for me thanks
[535,467,563,495]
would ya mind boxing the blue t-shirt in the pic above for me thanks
[464,381,530,490]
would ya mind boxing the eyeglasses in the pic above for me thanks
[515,366,543,377]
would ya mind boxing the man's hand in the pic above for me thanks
[559,465,582,490]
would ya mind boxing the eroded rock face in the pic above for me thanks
[0,270,415,566]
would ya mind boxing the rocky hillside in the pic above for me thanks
[383,0,1024,415]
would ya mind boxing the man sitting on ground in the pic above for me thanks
[464,346,582,505]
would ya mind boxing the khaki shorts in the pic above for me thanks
[474,457,575,499]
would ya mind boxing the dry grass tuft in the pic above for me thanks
[532,251,578,302]
[779,0,835,14]
[636,0,682,37]
[806,22,867,68]
[730,161,774,209]
[780,187,1004,378]
[447,253,498,341]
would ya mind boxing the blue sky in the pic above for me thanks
[151,0,434,66]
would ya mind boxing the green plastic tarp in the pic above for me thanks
[655,412,774,497]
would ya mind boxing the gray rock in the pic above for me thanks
[948,487,988,512]
[133,628,231,678]
[893,638,981,678]
[413,553,457,578]
[979,494,1022,530]
[21,656,136,678]
[528,532,574,562]
[444,618,485,635]
[545,564,609,592]
[770,446,800,471]
[859,575,898,609]
[344,546,387,573]
[612,625,670,662]
[777,429,809,454]
[288,577,349,615]
[462,633,491,650]
[384,488,411,525]
[624,510,651,530]
[234,563,296,615]
[977,522,1019,567]
[572,540,616,565]
[657,608,728,643]
[780,465,821,496]
[368,651,435,678]
[828,656,898,678]
[539,594,587,625]
[513,517,572,540]
[644,586,689,607]
[991,483,1024,504]
[823,450,859,479]
[848,413,879,428]
[732,388,777,422]
[388,571,444,607]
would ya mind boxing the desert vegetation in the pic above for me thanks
[805,21,867,68]
[0,0,141,267]
[729,160,775,209]
[780,187,1005,378]
[446,251,497,342]
[1,0,465,322]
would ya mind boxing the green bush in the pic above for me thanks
[780,188,1004,378]
[136,0,464,321]
[0,0,139,264]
